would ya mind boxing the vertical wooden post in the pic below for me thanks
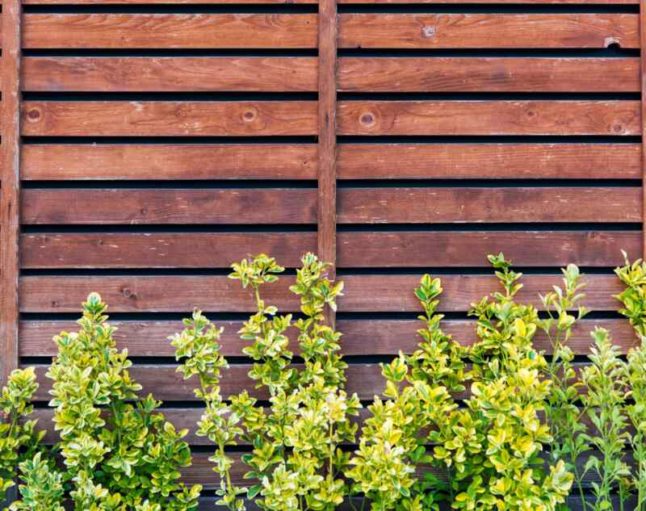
[1,0,22,384]
[318,0,338,319]
[642,0,646,258]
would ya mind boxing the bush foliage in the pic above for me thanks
[1,252,646,510]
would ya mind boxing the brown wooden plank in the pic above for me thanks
[317,0,338,282]
[0,0,22,385]
[22,57,318,93]
[19,318,637,358]
[336,144,642,180]
[338,101,641,136]
[21,189,317,225]
[339,14,639,49]
[21,232,316,268]
[25,0,316,3]
[338,57,640,93]
[337,231,640,267]
[22,101,318,137]
[21,231,639,269]
[23,14,318,49]
[19,274,623,313]
[641,0,646,257]
[337,187,641,224]
[30,364,383,401]
[22,144,317,181]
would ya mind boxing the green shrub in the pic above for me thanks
[172,254,361,511]
[3,293,202,511]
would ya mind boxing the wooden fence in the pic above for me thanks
[0,0,645,508]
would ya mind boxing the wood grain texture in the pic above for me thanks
[0,0,21,384]
[18,274,624,313]
[337,187,641,224]
[21,231,639,269]
[21,232,316,268]
[338,57,640,93]
[30,364,383,401]
[23,57,318,92]
[23,14,318,49]
[317,0,338,282]
[22,101,318,137]
[21,189,317,225]
[22,144,317,181]
[337,144,642,180]
[641,0,646,257]
[338,101,641,136]
[339,14,639,49]
[19,318,637,358]
[337,231,640,267]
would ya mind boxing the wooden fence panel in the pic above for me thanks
[3,0,644,508]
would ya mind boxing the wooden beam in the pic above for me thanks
[317,0,338,316]
[642,0,646,257]
[1,0,23,384]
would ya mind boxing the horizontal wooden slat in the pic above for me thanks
[21,232,316,268]
[30,364,382,401]
[23,14,318,49]
[21,189,316,225]
[338,14,639,49]
[19,318,637,358]
[336,144,641,180]
[338,231,639,267]
[22,101,318,137]
[20,0,640,4]
[338,57,640,93]
[22,144,317,181]
[23,144,638,181]
[21,231,640,269]
[19,274,623,313]
[337,187,640,223]
[338,101,640,136]
[22,57,318,93]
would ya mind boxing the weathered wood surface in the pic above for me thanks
[22,144,318,181]
[336,144,642,180]
[22,101,318,137]
[0,0,22,384]
[23,14,318,49]
[21,188,638,224]
[339,14,639,49]
[20,318,637,358]
[22,143,641,181]
[18,274,625,313]
[338,58,640,93]
[21,231,640,268]
[23,57,318,92]
[337,188,640,224]
[338,101,641,136]
[21,189,317,224]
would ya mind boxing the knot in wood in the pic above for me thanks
[422,25,436,38]
[360,112,375,126]
[27,108,42,121]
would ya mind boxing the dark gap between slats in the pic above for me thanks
[23,92,319,101]
[338,47,639,58]
[337,223,642,232]
[338,135,642,143]
[23,4,318,13]
[23,49,319,57]
[337,3,638,13]
[337,92,640,101]
[336,179,641,187]
[22,135,318,144]
[21,225,318,234]
[21,180,319,189]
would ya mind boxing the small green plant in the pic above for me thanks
[539,264,590,506]
[0,367,44,503]
[579,328,631,511]
[5,293,202,511]
[173,254,361,511]
[615,256,646,510]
